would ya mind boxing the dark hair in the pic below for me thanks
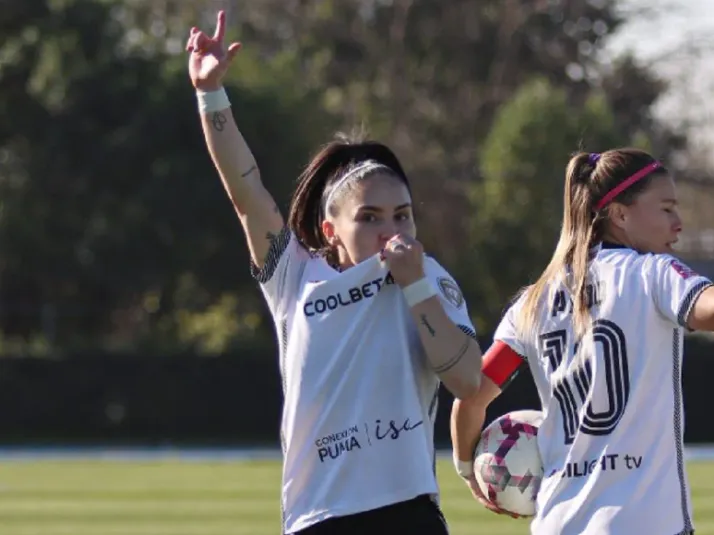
[287,134,411,261]
[517,147,668,338]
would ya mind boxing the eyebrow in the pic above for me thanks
[661,198,678,204]
[358,203,412,212]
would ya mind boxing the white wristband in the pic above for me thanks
[196,88,231,113]
[454,454,474,479]
[402,278,437,308]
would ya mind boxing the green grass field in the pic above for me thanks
[1,458,713,534]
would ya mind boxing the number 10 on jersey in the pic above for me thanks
[539,320,630,445]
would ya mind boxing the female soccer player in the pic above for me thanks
[451,148,714,534]
[187,11,482,535]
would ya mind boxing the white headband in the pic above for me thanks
[323,160,391,211]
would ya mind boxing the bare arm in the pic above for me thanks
[409,296,482,399]
[450,377,501,465]
[188,12,283,269]
[686,286,714,331]
[200,107,283,267]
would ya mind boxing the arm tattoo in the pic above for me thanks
[211,112,227,132]
[432,336,471,374]
[241,165,257,178]
[420,314,436,337]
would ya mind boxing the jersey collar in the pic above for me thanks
[600,241,629,250]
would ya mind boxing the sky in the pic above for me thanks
[605,0,714,154]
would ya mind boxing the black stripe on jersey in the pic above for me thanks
[250,226,292,283]
[677,281,713,328]
[278,319,288,395]
[458,324,478,340]
[672,329,694,533]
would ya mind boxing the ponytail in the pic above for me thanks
[516,152,601,339]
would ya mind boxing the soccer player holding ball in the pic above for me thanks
[187,11,483,535]
[452,149,714,534]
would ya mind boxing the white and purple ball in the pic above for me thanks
[473,410,544,517]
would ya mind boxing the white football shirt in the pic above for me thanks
[252,228,475,534]
[494,243,712,535]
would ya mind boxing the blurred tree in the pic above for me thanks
[464,77,646,331]
[0,0,704,354]
[228,0,688,264]
[0,0,333,354]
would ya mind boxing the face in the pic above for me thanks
[607,174,682,254]
[322,173,416,268]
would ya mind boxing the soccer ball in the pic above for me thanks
[473,409,544,517]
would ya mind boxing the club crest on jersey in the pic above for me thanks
[437,277,464,309]
[670,259,697,280]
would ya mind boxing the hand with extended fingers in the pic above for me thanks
[464,472,522,519]
[186,10,241,92]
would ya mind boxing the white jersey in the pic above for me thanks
[495,243,712,535]
[251,228,475,534]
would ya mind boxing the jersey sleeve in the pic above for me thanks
[648,254,713,329]
[486,298,528,390]
[425,259,477,340]
[250,227,311,317]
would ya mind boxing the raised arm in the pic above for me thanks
[187,11,283,267]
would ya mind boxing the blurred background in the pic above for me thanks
[2,0,714,534]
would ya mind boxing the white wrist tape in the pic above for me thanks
[196,88,231,113]
[454,454,474,479]
[402,278,437,308]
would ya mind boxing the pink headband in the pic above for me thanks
[595,161,662,211]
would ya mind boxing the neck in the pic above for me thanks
[336,251,353,272]
[601,230,630,249]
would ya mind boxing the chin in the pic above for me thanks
[351,252,379,266]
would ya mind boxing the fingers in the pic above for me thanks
[194,31,210,51]
[470,486,519,518]
[386,235,409,252]
[213,10,226,42]
[185,27,198,52]
[186,28,211,54]
[483,501,520,519]
[391,241,409,253]
[226,42,242,62]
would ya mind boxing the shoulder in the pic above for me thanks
[251,227,316,284]
[637,252,700,280]
[499,285,530,320]
[424,256,466,310]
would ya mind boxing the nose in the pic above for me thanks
[378,224,398,245]
[381,220,400,236]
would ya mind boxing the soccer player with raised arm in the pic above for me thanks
[451,148,714,535]
[187,12,482,535]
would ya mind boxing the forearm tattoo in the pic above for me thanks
[432,336,471,374]
[241,165,257,178]
[211,112,227,131]
[420,314,436,337]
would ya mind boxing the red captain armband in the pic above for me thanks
[482,341,526,390]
